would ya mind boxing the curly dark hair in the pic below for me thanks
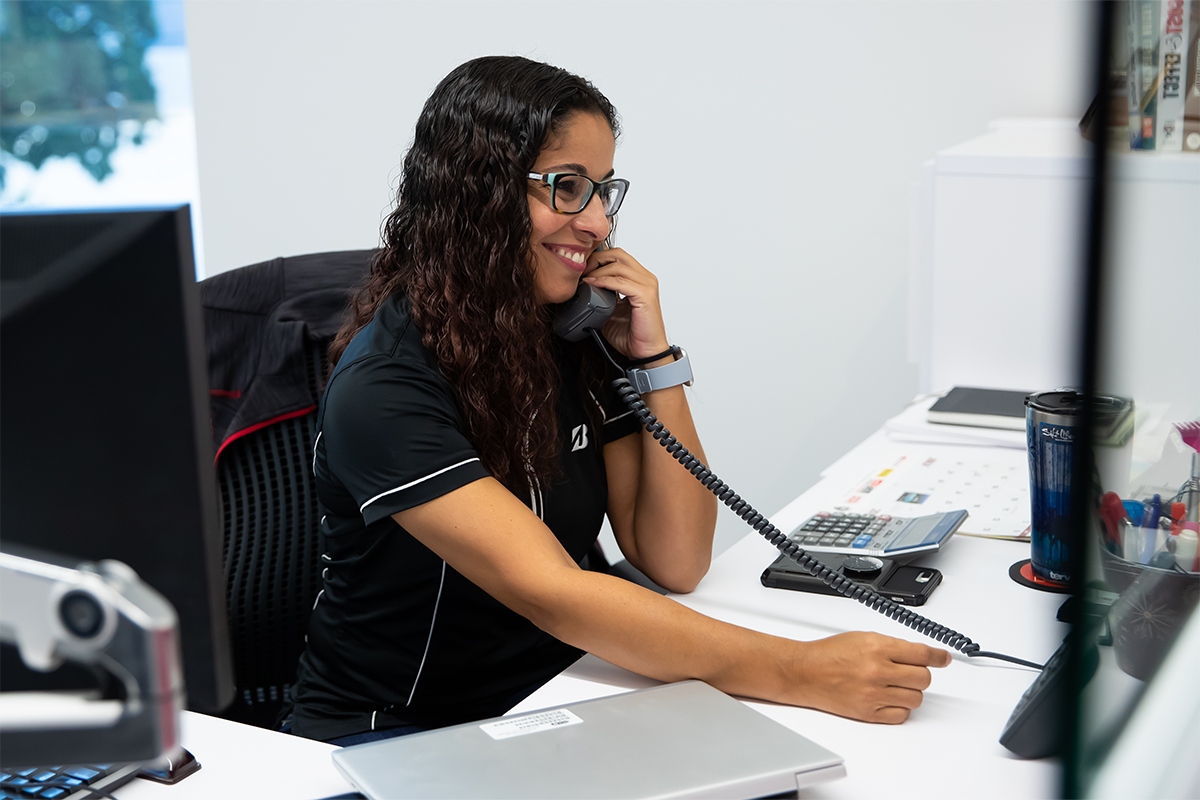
[329,56,620,492]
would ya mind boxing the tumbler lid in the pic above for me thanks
[1025,390,1134,445]
[1025,390,1083,415]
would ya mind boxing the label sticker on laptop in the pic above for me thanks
[479,709,583,740]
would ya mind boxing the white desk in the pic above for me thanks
[114,430,1065,800]
[512,431,1068,799]
[112,713,349,800]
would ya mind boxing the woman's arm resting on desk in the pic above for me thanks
[394,479,951,725]
[580,246,719,593]
[603,388,716,593]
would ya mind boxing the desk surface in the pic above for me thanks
[116,431,1064,800]
[112,712,347,800]
[512,434,1067,798]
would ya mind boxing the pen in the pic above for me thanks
[1145,494,1162,530]
[1140,495,1162,564]
[1170,502,1185,536]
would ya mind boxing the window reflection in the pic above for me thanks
[0,0,201,273]
[1076,2,1200,794]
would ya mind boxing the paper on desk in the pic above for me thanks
[817,439,1032,541]
[882,394,1026,450]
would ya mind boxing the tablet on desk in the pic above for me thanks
[331,680,846,800]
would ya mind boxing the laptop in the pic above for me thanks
[331,680,846,800]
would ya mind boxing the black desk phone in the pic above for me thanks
[998,635,1099,759]
[554,279,1054,756]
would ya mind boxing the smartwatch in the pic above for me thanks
[625,347,692,393]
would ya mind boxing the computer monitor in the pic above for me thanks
[0,206,235,714]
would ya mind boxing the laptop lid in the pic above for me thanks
[331,680,845,800]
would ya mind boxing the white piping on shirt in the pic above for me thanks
[406,561,447,707]
[606,407,635,423]
[587,389,607,422]
[312,431,322,475]
[587,388,634,424]
[359,458,481,513]
[527,475,544,521]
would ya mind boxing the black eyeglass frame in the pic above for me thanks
[526,172,630,217]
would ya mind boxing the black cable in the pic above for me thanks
[590,330,1042,670]
[971,650,1044,669]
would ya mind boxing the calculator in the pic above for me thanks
[786,509,969,561]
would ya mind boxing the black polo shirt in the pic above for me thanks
[290,293,640,741]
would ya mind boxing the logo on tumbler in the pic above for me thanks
[1040,426,1074,443]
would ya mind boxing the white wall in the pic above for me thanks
[184,0,1092,559]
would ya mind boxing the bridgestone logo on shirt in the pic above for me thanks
[570,424,589,452]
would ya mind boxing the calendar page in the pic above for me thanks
[826,450,1031,541]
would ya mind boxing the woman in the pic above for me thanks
[288,55,949,744]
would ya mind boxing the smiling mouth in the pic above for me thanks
[548,246,587,266]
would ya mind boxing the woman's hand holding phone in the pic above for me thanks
[581,247,671,363]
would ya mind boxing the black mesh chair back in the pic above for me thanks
[216,340,328,728]
[201,250,372,728]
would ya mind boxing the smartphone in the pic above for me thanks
[878,564,942,606]
[761,552,942,606]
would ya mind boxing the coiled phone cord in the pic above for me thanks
[594,332,1042,669]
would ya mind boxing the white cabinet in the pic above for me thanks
[909,119,1199,399]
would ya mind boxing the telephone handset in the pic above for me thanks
[553,240,618,341]
[555,281,694,394]
[553,283,617,341]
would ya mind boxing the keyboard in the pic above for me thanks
[787,509,969,559]
[0,763,140,800]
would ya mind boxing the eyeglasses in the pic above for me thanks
[527,172,629,217]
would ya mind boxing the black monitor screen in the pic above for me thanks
[0,206,234,713]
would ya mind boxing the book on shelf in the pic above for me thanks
[1136,0,1161,149]
[1156,0,1192,149]
[1185,0,1200,151]
[1128,0,1145,148]
[1126,0,1197,151]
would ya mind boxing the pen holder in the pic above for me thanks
[1100,548,1200,681]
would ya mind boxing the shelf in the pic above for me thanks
[933,118,1199,183]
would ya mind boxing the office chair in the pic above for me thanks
[202,250,373,728]
[201,250,662,728]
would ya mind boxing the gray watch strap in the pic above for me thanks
[625,348,692,393]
